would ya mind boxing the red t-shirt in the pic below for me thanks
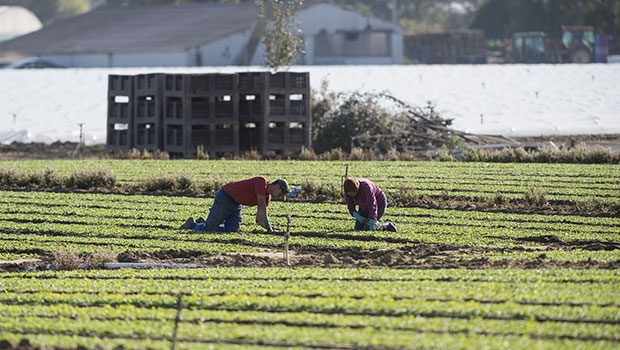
[222,176,271,207]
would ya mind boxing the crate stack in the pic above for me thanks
[262,72,310,156]
[183,73,240,158]
[106,75,134,152]
[133,74,164,152]
[237,72,311,156]
[162,74,186,156]
[106,72,310,158]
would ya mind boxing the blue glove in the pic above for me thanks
[353,211,365,223]
[289,185,302,197]
[263,217,273,232]
[368,219,376,231]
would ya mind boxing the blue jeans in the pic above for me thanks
[193,189,242,232]
[355,197,386,231]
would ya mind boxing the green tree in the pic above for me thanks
[259,0,305,72]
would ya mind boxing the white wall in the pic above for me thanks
[42,33,249,68]
[44,51,188,68]
[251,3,403,65]
[198,31,248,66]
[111,52,187,67]
[46,54,110,68]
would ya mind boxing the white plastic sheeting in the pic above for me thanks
[1,64,619,145]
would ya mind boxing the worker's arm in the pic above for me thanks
[256,194,272,231]
[366,193,379,231]
[367,196,378,221]
[344,194,356,216]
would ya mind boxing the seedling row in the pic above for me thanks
[2,160,619,203]
[1,190,619,264]
[1,268,619,350]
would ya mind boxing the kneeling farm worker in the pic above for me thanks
[179,177,289,232]
[343,177,396,232]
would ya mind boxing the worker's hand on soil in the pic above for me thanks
[256,212,267,226]
[368,219,377,231]
[256,214,270,231]
[262,217,274,232]
[353,211,365,223]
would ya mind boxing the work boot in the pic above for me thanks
[377,222,397,232]
[196,216,206,224]
[179,217,196,230]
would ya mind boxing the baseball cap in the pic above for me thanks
[272,179,290,194]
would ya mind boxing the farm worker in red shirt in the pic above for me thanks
[179,176,290,232]
[343,177,396,232]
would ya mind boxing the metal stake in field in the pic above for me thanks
[171,293,183,350]
[284,214,291,265]
[342,164,349,187]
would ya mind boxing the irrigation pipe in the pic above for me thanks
[26,262,205,271]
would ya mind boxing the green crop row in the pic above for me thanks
[1,268,619,350]
[1,160,618,203]
[5,293,615,324]
[0,207,615,258]
[6,292,617,322]
[473,250,620,263]
[3,189,618,228]
[5,267,618,283]
[1,196,619,244]
[3,274,619,305]
[2,304,618,340]
[2,189,619,233]
[1,189,619,263]
[4,316,615,350]
[3,160,618,182]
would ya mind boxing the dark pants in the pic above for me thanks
[194,189,242,232]
[355,197,386,231]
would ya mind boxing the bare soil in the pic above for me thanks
[0,142,106,160]
[115,245,620,270]
[2,243,618,272]
[1,134,620,160]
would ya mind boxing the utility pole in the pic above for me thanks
[391,0,398,25]
[73,123,85,160]
[79,123,84,159]
[89,0,107,10]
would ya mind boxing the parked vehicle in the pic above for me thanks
[511,25,599,63]
[5,57,64,69]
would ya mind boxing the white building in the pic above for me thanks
[0,6,42,43]
[0,1,402,67]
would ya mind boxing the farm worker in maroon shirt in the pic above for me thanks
[343,177,396,232]
[179,176,289,232]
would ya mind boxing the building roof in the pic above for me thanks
[0,3,258,55]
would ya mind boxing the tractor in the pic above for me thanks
[511,25,595,63]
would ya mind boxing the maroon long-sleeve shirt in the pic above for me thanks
[344,179,385,220]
